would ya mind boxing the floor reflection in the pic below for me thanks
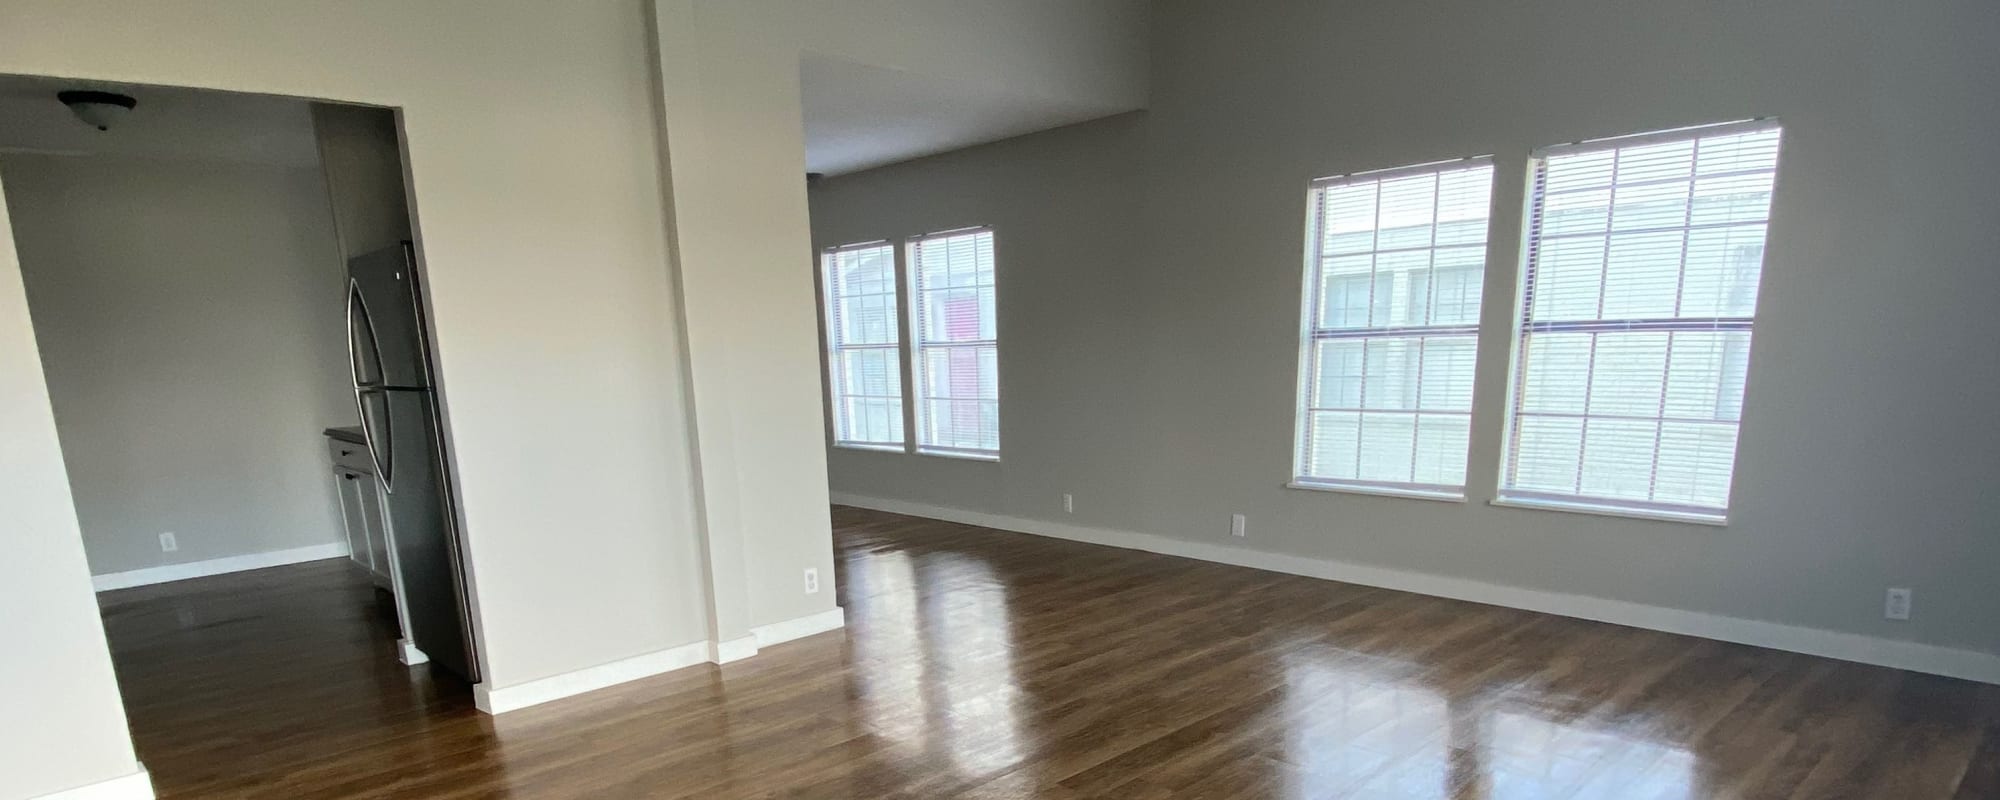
[848,547,1026,788]
[1481,711,1694,799]
[1271,646,1699,799]
[104,508,2000,797]
[1281,649,1451,796]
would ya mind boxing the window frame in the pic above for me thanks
[905,226,1002,461]
[817,239,911,452]
[1289,156,1497,502]
[1493,118,1783,525]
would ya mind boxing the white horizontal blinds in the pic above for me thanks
[821,242,905,448]
[1296,159,1495,493]
[909,228,999,456]
[1504,121,1781,519]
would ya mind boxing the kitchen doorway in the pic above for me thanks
[0,73,484,789]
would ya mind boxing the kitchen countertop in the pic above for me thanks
[324,426,366,445]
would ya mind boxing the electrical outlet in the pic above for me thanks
[1062,493,1074,514]
[1230,513,1247,538]
[159,532,178,553]
[804,568,820,594]
[1884,587,1912,621]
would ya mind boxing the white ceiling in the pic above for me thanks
[801,54,1131,177]
[0,74,322,167]
[3,50,1135,177]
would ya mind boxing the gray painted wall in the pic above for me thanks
[1,153,353,576]
[311,102,413,261]
[811,0,2000,658]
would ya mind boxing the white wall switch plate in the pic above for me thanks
[1063,493,1074,514]
[1884,587,1912,620]
[804,567,820,594]
[159,532,178,552]
[1230,514,1246,537]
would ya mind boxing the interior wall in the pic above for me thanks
[1,154,353,578]
[813,0,2000,662]
[648,0,1152,640]
[310,102,413,260]
[0,0,711,740]
[0,163,143,800]
[808,114,1151,511]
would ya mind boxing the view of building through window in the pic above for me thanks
[820,242,904,447]
[910,228,1000,456]
[1501,121,1780,520]
[1295,159,1494,494]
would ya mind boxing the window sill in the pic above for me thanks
[1286,480,1465,503]
[1488,496,1727,527]
[833,442,905,454]
[917,447,1000,463]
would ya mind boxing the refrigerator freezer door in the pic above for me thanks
[347,244,431,389]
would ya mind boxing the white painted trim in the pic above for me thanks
[468,612,849,716]
[1490,496,1727,527]
[1287,480,1465,504]
[397,639,430,666]
[751,607,846,648]
[709,635,759,664]
[91,543,349,592]
[830,492,2000,686]
[31,768,153,800]
[473,640,708,715]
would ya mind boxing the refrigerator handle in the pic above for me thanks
[354,388,393,491]
[348,280,393,489]
[346,278,387,386]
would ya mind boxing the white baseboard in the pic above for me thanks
[709,635,759,664]
[31,767,153,800]
[474,640,710,715]
[92,542,350,592]
[471,609,849,716]
[751,607,846,648]
[712,609,846,664]
[830,492,2000,686]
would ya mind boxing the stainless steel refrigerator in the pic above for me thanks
[346,242,478,682]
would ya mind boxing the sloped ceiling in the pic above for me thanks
[797,0,1150,176]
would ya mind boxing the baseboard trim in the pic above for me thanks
[709,635,759,664]
[751,607,846,648]
[830,492,2000,686]
[471,609,850,715]
[92,543,350,592]
[31,767,153,800]
[474,640,709,715]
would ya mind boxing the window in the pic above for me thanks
[1500,120,1781,523]
[820,242,904,449]
[1294,158,1495,497]
[908,228,1000,458]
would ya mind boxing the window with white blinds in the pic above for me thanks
[1501,120,1781,522]
[820,242,905,449]
[909,228,1000,458]
[1294,158,1495,497]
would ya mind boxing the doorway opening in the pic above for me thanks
[0,73,482,788]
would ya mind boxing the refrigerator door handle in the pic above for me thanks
[345,278,358,383]
[347,278,388,386]
[348,280,394,489]
[354,388,394,491]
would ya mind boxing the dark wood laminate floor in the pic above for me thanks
[98,506,2000,798]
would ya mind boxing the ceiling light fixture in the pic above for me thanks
[57,90,137,131]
